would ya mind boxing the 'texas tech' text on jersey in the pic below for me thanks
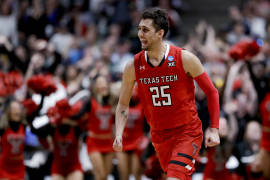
[134,44,201,131]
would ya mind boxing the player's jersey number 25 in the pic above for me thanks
[149,85,172,107]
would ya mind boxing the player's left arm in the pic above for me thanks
[181,49,220,147]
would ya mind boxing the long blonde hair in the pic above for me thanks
[0,99,27,130]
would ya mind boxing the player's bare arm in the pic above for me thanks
[181,49,204,78]
[182,49,220,147]
[113,60,136,152]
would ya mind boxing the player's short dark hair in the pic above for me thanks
[141,7,169,38]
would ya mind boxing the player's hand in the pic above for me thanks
[205,128,220,148]
[113,135,123,152]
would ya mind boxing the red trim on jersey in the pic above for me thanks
[194,72,220,129]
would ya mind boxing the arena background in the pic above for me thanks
[0,0,269,179]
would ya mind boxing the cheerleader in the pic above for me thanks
[32,99,84,180]
[85,75,114,180]
[0,99,27,180]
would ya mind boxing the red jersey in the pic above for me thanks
[123,103,145,151]
[0,125,25,179]
[86,98,114,153]
[53,127,80,164]
[260,93,270,152]
[134,44,200,131]
[52,126,81,176]
[88,98,114,135]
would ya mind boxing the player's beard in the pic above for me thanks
[142,46,148,50]
[141,43,148,50]
[141,42,152,51]
[140,39,151,50]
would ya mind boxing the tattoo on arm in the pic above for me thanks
[121,110,128,119]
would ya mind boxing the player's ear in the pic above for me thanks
[157,29,164,38]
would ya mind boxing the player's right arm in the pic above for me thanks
[113,60,136,152]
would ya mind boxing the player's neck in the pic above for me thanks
[147,42,166,63]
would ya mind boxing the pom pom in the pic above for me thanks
[47,99,83,125]
[22,99,38,116]
[47,106,62,125]
[55,99,73,118]
[27,74,57,96]
[71,101,88,130]
[0,71,23,96]
[229,40,261,61]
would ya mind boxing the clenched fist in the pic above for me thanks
[113,135,123,152]
[205,128,220,148]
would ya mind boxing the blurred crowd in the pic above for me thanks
[0,0,269,180]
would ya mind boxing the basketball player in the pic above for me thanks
[113,8,220,180]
